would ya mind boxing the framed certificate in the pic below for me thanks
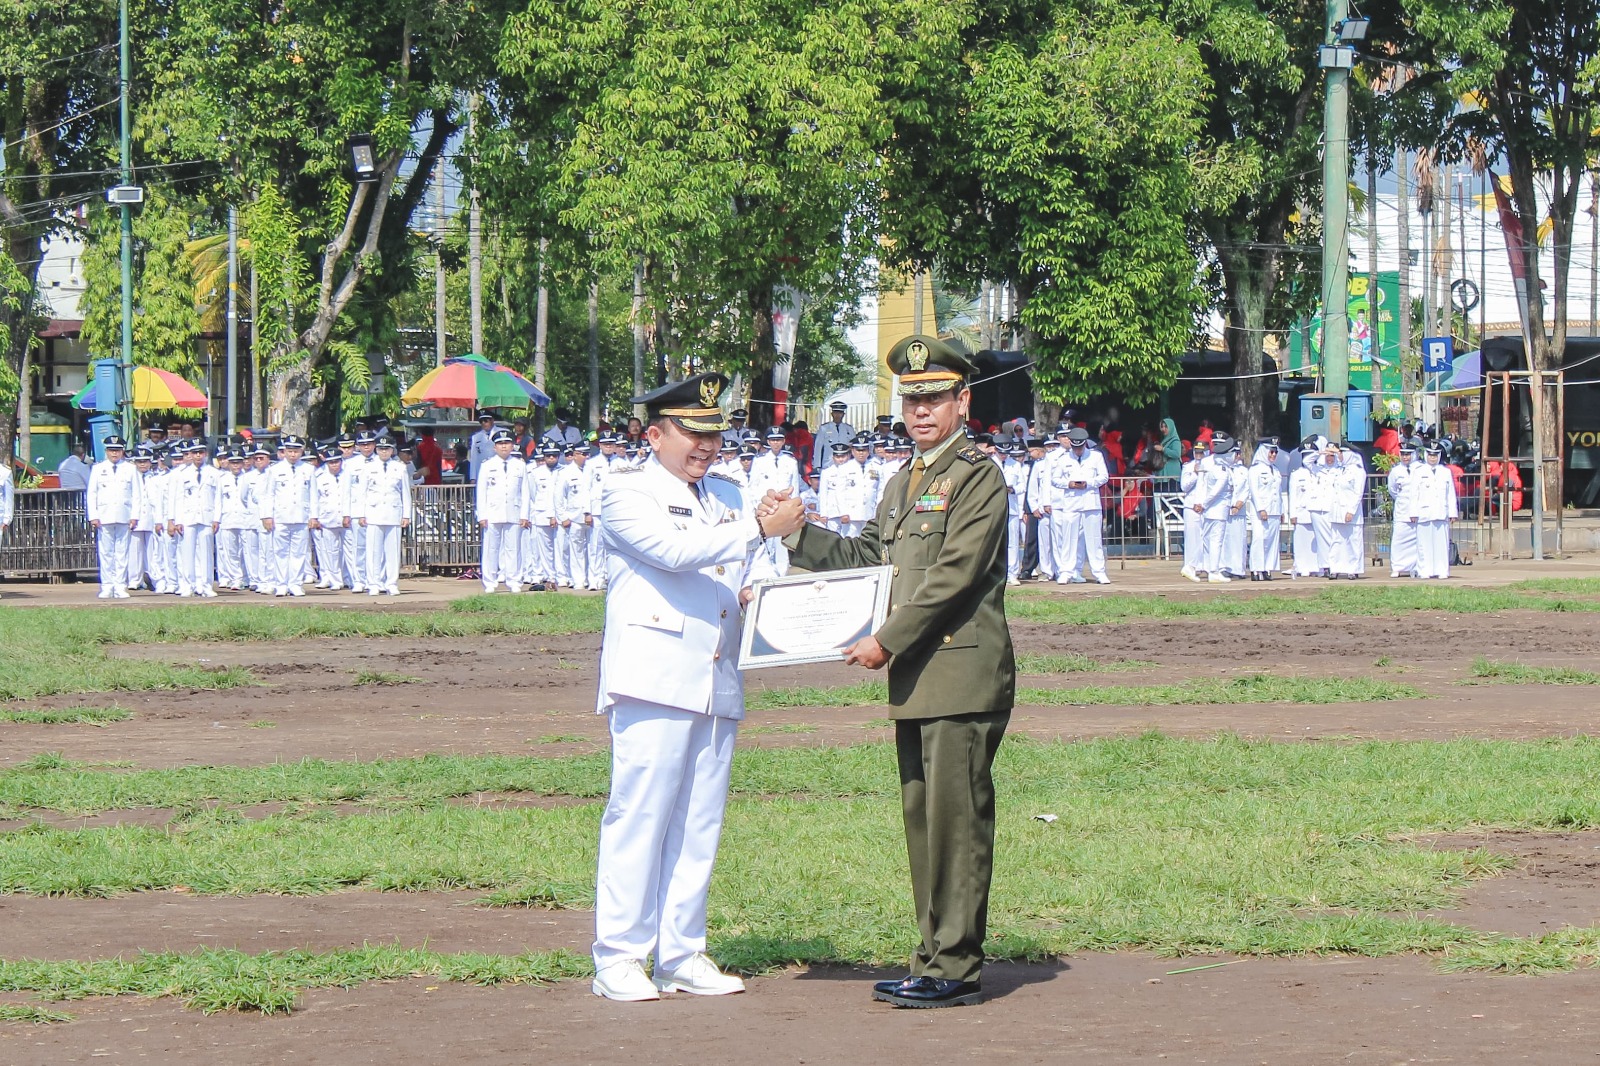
[739,565,894,670]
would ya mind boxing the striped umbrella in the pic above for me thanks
[400,353,551,409]
[70,366,209,410]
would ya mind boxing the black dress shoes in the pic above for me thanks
[871,975,983,1008]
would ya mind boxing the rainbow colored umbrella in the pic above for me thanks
[400,353,550,409]
[70,366,209,410]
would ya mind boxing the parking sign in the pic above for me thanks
[1421,336,1453,374]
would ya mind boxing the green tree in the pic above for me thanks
[1384,0,1600,506]
[79,191,201,375]
[879,7,1207,408]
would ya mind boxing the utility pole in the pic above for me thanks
[468,95,484,357]
[534,237,549,393]
[631,257,644,414]
[1318,0,1352,405]
[433,157,447,368]
[587,280,600,429]
[117,0,135,440]
[226,205,239,434]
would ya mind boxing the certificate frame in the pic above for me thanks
[738,565,894,670]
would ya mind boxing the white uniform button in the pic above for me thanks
[715,565,725,575]
[713,652,721,661]
[720,610,728,618]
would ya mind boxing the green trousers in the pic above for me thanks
[894,709,1010,984]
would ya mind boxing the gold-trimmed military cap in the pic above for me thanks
[632,372,731,433]
[887,334,977,396]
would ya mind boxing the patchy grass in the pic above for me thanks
[1008,582,1600,626]
[742,724,819,737]
[14,735,1600,973]
[745,681,889,710]
[535,734,589,745]
[0,945,591,1015]
[1469,658,1600,685]
[352,670,421,687]
[1014,653,1152,674]
[0,1002,74,1024]
[0,706,131,726]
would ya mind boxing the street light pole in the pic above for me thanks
[1319,0,1353,408]
[118,0,135,441]
[226,204,238,435]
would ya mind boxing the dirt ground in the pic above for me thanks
[6,561,1600,1063]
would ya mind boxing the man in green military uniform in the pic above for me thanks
[758,334,1015,1008]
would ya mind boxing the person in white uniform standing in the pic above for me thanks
[311,448,349,590]
[125,446,158,592]
[86,435,142,599]
[343,432,376,593]
[1178,444,1206,581]
[363,438,412,596]
[259,435,316,597]
[557,444,593,589]
[1287,441,1323,577]
[1029,437,1057,582]
[811,400,856,472]
[522,443,560,590]
[1339,445,1368,578]
[214,450,253,591]
[1386,441,1419,577]
[1222,446,1251,578]
[591,372,774,1003]
[476,428,525,593]
[747,426,800,573]
[1050,426,1110,584]
[586,438,614,590]
[1246,439,1283,580]
[1196,434,1237,583]
[1408,441,1458,579]
[1002,442,1028,584]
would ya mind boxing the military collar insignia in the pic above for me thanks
[906,340,929,372]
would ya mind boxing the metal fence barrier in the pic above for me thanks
[0,489,95,577]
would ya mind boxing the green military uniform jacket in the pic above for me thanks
[784,436,1016,719]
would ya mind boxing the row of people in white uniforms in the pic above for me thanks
[1179,433,1291,583]
[88,431,413,599]
[475,432,651,593]
[1002,425,1112,586]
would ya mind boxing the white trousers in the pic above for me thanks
[314,526,346,588]
[1055,509,1107,581]
[175,525,213,595]
[1416,519,1451,579]
[1200,515,1226,573]
[96,523,131,593]
[126,529,150,589]
[271,523,309,594]
[561,522,591,588]
[1248,513,1281,573]
[593,701,738,973]
[365,523,400,593]
[1346,521,1367,575]
[1034,514,1055,578]
[216,527,248,588]
[588,518,608,587]
[1223,513,1248,575]
[344,523,368,591]
[1327,520,1359,576]
[1291,520,1319,575]
[1005,513,1025,579]
[1181,509,1199,570]
[154,529,177,592]
[526,523,559,585]
[1390,516,1419,576]
[481,522,520,590]
[1309,513,1336,574]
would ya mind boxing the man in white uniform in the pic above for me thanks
[1196,434,1237,583]
[811,400,856,472]
[1246,440,1283,580]
[1408,442,1458,579]
[467,413,497,483]
[125,446,158,592]
[1051,426,1110,584]
[476,428,525,593]
[522,443,560,590]
[363,438,412,596]
[1002,442,1028,584]
[343,432,376,593]
[259,435,316,597]
[1387,441,1420,578]
[86,435,141,599]
[542,407,584,450]
[1179,444,1205,581]
[556,445,592,589]
[311,448,349,590]
[586,437,614,590]
[591,372,774,1002]
[215,450,254,591]
[747,426,800,573]
[1222,447,1251,578]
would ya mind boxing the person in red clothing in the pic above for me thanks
[415,430,444,486]
[1373,421,1401,456]
[1195,420,1214,450]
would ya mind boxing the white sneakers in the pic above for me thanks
[1208,573,1232,584]
[653,953,745,996]
[1180,567,1200,583]
[592,954,745,1001]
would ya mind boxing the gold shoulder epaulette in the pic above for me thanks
[611,464,642,475]
[957,447,986,464]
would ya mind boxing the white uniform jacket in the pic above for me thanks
[218,472,256,529]
[1287,466,1316,523]
[747,451,801,500]
[1050,449,1108,513]
[259,460,316,524]
[1249,454,1283,516]
[597,459,768,719]
[313,468,348,527]
[131,470,161,530]
[86,459,143,525]
[364,460,414,525]
[556,463,591,524]
[1197,457,1234,519]
[168,466,213,526]
[344,454,372,520]
[523,463,557,524]
[1406,464,1458,521]
[475,455,527,523]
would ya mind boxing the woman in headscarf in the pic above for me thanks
[1157,418,1183,490]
